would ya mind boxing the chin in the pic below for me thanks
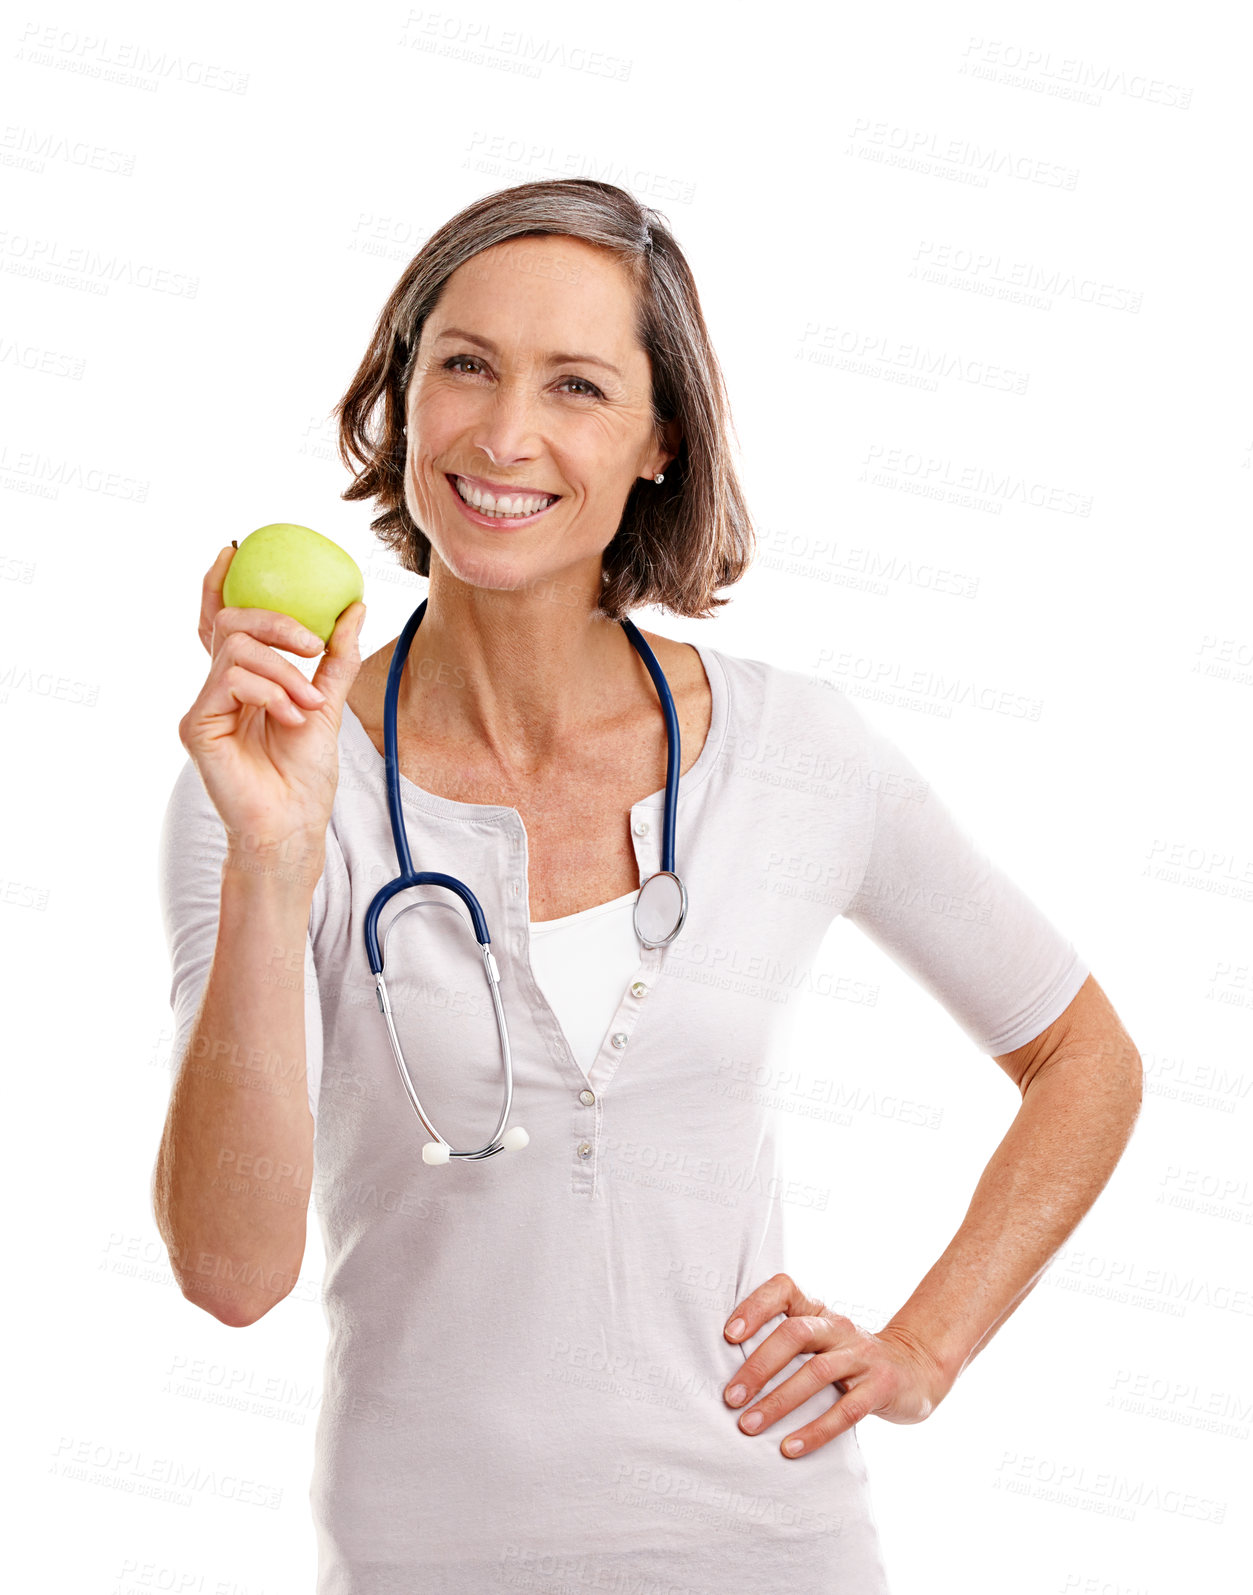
[434,546,533,592]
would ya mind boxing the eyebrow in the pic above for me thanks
[432,326,623,379]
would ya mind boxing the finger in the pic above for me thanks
[724,1272,824,1347]
[214,631,329,712]
[729,1345,852,1438]
[199,545,237,657]
[772,1380,873,1460]
[204,661,316,725]
[723,1314,831,1413]
[308,600,367,713]
[211,602,328,664]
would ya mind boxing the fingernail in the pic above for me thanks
[726,1318,745,1339]
[726,1384,746,1406]
[783,1438,804,1456]
[740,1411,763,1433]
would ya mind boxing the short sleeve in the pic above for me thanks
[842,717,1090,1056]
[157,758,324,1124]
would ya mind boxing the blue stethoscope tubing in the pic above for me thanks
[363,596,685,1164]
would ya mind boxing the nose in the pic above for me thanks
[471,384,541,471]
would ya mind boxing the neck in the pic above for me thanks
[396,560,648,773]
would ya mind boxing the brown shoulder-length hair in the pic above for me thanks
[333,178,754,622]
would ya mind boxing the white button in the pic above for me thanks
[633,819,650,836]
[630,981,649,998]
[512,880,521,896]
[579,1088,595,1106]
[577,1141,592,1160]
[611,1031,628,1049]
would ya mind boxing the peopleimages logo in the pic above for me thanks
[399,11,632,81]
[0,232,198,298]
[0,663,100,706]
[15,23,249,93]
[812,648,1044,721]
[958,36,1192,109]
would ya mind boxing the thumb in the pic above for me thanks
[311,600,367,711]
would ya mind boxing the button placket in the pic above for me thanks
[570,1064,602,1194]
[580,806,662,1097]
[567,799,667,1196]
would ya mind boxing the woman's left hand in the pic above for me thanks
[721,1272,953,1458]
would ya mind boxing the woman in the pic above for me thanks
[155,179,1142,1592]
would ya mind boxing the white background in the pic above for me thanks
[3,1,1250,1590]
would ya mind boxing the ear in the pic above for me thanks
[655,417,683,475]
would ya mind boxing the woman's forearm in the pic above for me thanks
[880,1037,1143,1389]
[153,840,323,1328]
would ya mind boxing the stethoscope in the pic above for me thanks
[363,597,688,1166]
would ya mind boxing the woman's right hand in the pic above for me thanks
[178,543,367,868]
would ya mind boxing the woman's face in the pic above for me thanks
[403,233,674,599]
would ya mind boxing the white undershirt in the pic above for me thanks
[527,889,640,1076]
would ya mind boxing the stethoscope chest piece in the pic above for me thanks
[634,869,688,949]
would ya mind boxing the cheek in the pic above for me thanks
[570,410,629,459]
[404,447,449,506]
[408,389,466,454]
[401,457,438,525]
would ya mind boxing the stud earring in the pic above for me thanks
[653,473,665,485]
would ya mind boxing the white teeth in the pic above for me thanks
[454,476,556,517]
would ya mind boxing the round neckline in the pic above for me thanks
[340,637,729,824]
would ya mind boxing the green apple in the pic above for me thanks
[223,523,364,645]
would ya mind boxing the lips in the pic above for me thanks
[448,473,559,516]
[444,473,561,527]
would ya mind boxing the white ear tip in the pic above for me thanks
[422,1140,452,1165]
[501,1126,529,1151]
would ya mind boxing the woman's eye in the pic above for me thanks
[442,356,601,399]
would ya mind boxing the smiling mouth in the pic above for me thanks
[447,473,561,519]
